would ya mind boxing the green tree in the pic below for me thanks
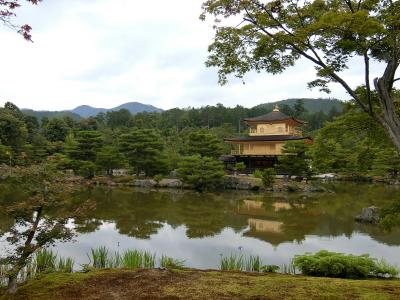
[177,155,225,191]
[0,164,94,294]
[96,146,126,176]
[261,168,276,188]
[119,128,167,176]
[24,115,40,142]
[201,0,400,151]
[186,129,223,158]
[0,108,27,150]
[67,131,103,162]
[312,111,395,175]
[293,99,306,119]
[372,148,400,177]
[278,141,311,178]
[280,104,295,118]
[43,118,69,142]
[106,109,132,129]
[0,144,12,164]
[380,200,400,231]
[66,131,103,178]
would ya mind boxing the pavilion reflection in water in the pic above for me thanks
[237,199,308,246]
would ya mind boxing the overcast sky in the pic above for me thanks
[0,0,392,111]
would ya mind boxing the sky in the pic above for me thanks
[0,0,392,111]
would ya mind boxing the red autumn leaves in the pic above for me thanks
[0,0,42,41]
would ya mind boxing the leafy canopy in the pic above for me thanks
[201,0,400,150]
[201,0,396,92]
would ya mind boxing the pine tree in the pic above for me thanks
[186,129,223,158]
[119,128,167,176]
[177,155,225,191]
[278,141,311,178]
[96,146,126,176]
[67,131,103,162]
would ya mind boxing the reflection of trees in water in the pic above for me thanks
[0,212,14,234]
[71,188,249,239]
[3,183,400,247]
[237,185,400,246]
[0,184,25,234]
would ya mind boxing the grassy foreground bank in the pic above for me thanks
[1,269,399,300]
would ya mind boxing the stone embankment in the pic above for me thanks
[89,175,332,193]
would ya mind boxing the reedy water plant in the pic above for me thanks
[122,250,143,269]
[280,260,297,275]
[220,254,244,271]
[57,257,74,273]
[142,251,156,268]
[35,249,57,273]
[88,246,111,269]
[244,255,262,272]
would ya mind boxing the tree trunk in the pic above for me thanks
[376,113,400,151]
[374,77,400,151]
[7,274,18,294]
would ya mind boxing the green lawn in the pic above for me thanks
[1,269,399,299]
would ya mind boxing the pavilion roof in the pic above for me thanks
[224,135,312,143]
[243,109,305,124]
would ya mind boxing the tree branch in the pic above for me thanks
[364,52,373,114]
[343,0,355,13]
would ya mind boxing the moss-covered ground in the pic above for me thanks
[1,269,399,299]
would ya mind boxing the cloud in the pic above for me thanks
[0,0,392,111]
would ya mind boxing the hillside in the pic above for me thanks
[254,98,345,114]
[21,109,82,121]
[71,102,163,118]
[22,102,164,119]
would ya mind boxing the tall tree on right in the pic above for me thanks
[201,0,400,150]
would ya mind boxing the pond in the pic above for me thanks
[1,183,400,270]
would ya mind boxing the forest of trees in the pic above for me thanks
[1,99,399,182]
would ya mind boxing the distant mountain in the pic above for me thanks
[22,102,164,119]
[71,102,163,118]
[254,98,345,114]
[22,109,82,120]
[71,105,107,118]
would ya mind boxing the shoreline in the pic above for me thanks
[1,268,399,299]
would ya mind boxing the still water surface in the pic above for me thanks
[2,183,400,269]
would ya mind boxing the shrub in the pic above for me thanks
[293,250,399,279]
[235,162,246,174]
[253,169,263,178]
[261,168,276,188]
[160,255,185,269]
[261,265,280,273]
[154,174,164,186]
